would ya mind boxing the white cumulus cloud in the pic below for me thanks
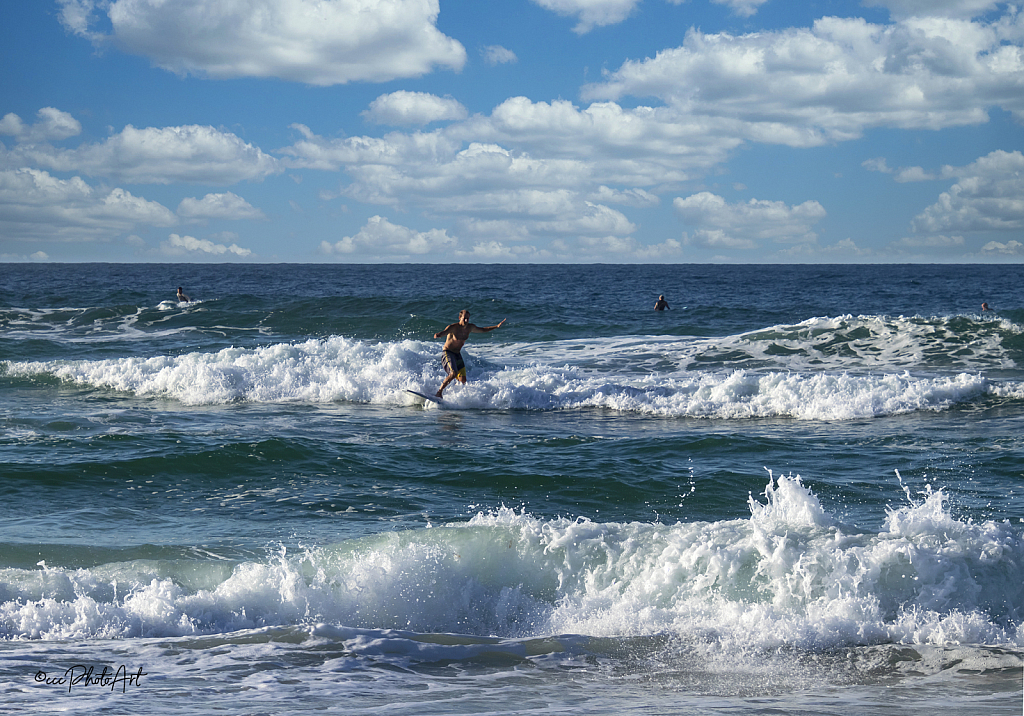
[634,237,683,260]
[674,192,827,249]
[0,108,82,143]
[584,15,1024,142]
[980,239,1024,255]
[862,157,893,174]
[0,250,51,262]
[160,233,253,257]
[4,121,281,185]
[911,150,1024,234]
[530,0,641,34]
[177,192,266,221]
[894,166,939,182]
[0,168,176,241]
[281,117,666,251]
[457,241,541,260]
[462,97,748,182]
[58,0,466,85]
[362,91,468,126]
[320,215,457,256]
[588,185,660,207]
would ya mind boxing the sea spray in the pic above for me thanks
[3,475,1020,649]
[2,337,1014,418]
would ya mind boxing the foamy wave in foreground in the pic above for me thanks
[2,475,1021,650]
[3,335,1020,419]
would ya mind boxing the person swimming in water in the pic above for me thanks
[654,294,670,311]
[176,286,191,302]
[433,309,506,398]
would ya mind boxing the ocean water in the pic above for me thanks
[0,262,1021,715]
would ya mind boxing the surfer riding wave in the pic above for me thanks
[434,309,505,398]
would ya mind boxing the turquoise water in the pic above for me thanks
[1,263,1022,714]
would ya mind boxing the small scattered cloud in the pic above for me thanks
[530,0,641,34]
[177,192,265,221]
[456,241,541,260]
[587,185,660,207]
[682,228,758,250]
[456,218,531,243]
[710,0,770,18]
[862,157,893,174]
[634,237,683,260]
[889,234,965,249]
[980,239,1024,255]
[865,158,940,182]
[159,232,252,257]
[823,238,869,255]
[780,237,873,258]
[894,166,938,182]
[320,215,457,257]
[459,240,517,260]
[0,108,81,143]
[571,234,684,260]
[362,91,468,126]
[482,45,518,65]
[0,250,50,261]
[577,234,640,254]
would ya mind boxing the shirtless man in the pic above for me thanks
[434,310,506,397]
[176,286,191,302]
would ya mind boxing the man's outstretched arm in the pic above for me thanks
[470,318,506,333]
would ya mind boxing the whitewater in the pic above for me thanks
[7,313,1024,419]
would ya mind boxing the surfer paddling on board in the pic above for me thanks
[434,310,506,398]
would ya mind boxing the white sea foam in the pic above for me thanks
[2,475,1020,650]
[3,332,1018,419]
[492,314,1021,373]
[0,304,205,344]
[730,314,1020,372]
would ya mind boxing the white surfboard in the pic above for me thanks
[406,389,444,405]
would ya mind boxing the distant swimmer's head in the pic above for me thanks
[659,295,665,300]
[982,302,991,311]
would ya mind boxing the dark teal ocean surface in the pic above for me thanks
[1,263,1022,715]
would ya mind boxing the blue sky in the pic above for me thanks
[1,0,1023,263]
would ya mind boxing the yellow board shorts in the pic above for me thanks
[442,349,466,380]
